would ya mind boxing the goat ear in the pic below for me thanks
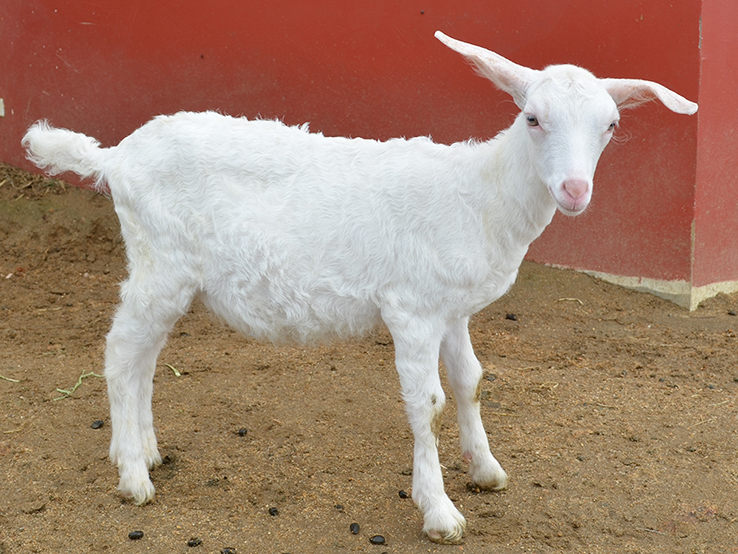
[435,31,538,109]
[601,78,698,115]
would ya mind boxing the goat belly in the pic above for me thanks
[198,277,383,344]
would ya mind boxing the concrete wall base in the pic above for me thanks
[581,270,738,311]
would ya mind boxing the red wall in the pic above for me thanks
[3,1,725,292]
[692,1,738,287]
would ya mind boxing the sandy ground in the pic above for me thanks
[1,164,737,553]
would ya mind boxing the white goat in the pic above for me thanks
[22,32,697,543]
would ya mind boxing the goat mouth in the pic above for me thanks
[557,202,588,216]
[550,185,590,216]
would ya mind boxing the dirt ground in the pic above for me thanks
[1,163,737,554]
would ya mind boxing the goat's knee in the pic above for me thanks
[428,392,444,442]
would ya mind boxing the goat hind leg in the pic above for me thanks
[105,286,189,504]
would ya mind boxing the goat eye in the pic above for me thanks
[526,115,539,127]
[608,121,618,132]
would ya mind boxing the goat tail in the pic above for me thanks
[22,120,110,193]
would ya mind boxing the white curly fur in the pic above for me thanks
[22,31,696,543]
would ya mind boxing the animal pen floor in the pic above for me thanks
[1,164,737,553]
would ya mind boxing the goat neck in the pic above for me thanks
[480,116,558,254]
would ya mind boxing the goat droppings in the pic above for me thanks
[187,537,202,547]
[128,530,144,540]
[369,535,386,545]
[268,507,279,516]
[350,522,360,534]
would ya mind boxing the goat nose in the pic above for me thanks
[563,178,589,199]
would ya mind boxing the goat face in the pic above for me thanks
[521,65,620,216]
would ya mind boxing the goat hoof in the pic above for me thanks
[470,459,508,491]
[475,470,508,492]
[422,500,466,544]
[117,465,156,505]
[119,482,155,506]
[426,526,465,545]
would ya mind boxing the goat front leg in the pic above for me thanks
[386,314,466,544]
[441,317,507,491]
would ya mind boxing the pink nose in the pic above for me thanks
[563,179,589,200]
